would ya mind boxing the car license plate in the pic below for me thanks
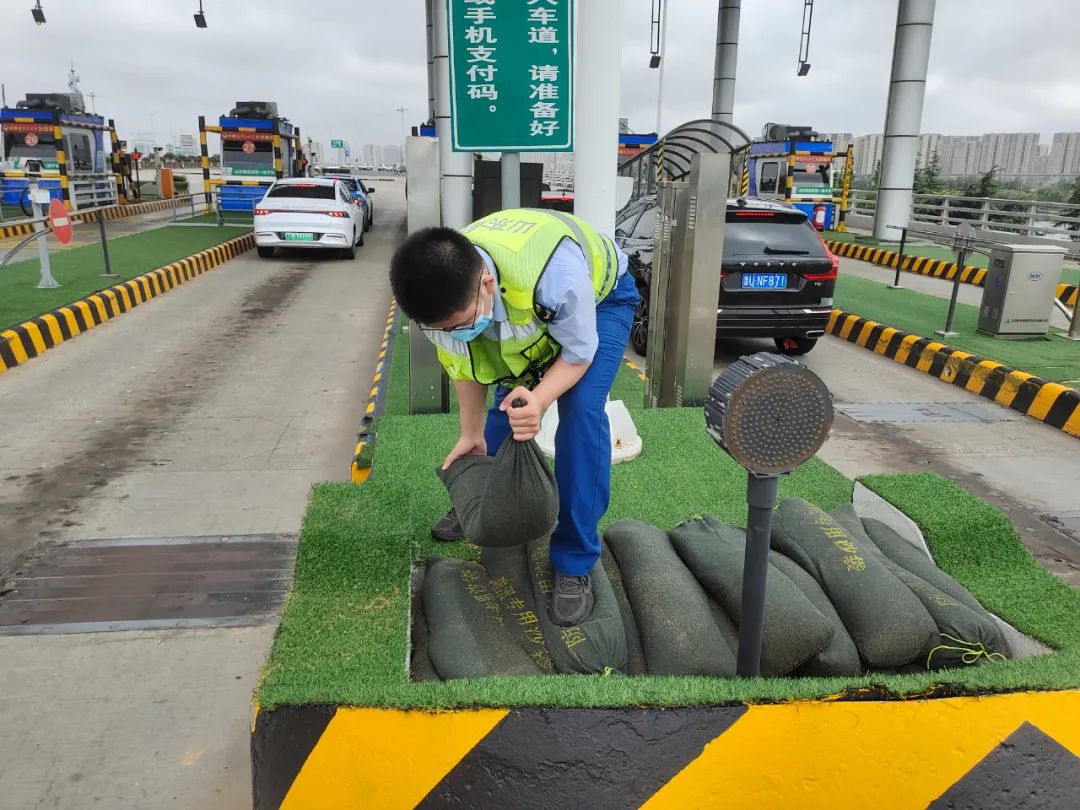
[284,232,314,242]
[742,272,788,290]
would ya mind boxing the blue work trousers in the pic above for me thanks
[484,272,639,576]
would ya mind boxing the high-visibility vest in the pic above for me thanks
[426,208,618,388]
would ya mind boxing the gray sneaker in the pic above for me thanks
[431,509,464,542]
[552,573,594,626]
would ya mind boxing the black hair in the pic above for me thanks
[389,227,484,324]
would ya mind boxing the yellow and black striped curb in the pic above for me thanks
[826,239,987,284]
[351,299,399,483]
[826,240,1080,310]
[250,689,1080,809]
[1059,283,1078,309]
[0,233,254,376]
[0,197,198,239]
[826,308,1080,438]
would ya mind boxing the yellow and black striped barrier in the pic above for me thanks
[826,308,1080,438]
[250,689,1080,809]
[1059,283,1078,309]
[0,196,200,240]
[825,239,988,285]
[0,233,254,376]
[351,299,399,483]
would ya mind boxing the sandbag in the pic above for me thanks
[600,541,648,675]
[768,551,862,677]
[525,537,628,675]
[670,516,834,676]
[605,519,736,676]
[423,556,541,679]
[829,507,1009,669]
[770,498,937,669]
[480,545,555,673]
[859,514,991,615]
[410,565,440,682]
[437,436,558,547]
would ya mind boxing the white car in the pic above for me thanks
[253,177,365,259]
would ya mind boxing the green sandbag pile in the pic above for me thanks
[436,436,558,547]
[830,505,1009,669]
[605,519,737,676]
[524,536,628,675]
[767,551,862,676]
[771,499,937,669]
[422,557,541,679]
[669,517,835,676]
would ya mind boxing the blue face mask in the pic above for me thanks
[450,313,492,342]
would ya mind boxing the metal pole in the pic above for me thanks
[736,473,779,677]
[30,184,60,289]
[655,0,669,134]
[873,0,935,241]
[711,0,741,122]
[501,152,520,210]
[889,227,907,289]
[937,246,964,337]
[97,209,114,277]
[433,0,474,228]
[574,0,624,234]
[425,0,436,121]
[1067,294,1080,341]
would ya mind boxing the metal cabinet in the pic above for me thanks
[977,244,1065,338]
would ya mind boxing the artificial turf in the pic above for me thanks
[824,229,1080,285]
[256,336,1080,710]
[0,224,249,329]
[835,273,1080,385]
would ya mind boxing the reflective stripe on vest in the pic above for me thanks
[526,208,616,300]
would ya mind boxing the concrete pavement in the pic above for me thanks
[0,188,402,808]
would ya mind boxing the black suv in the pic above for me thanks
[615,196,838,356]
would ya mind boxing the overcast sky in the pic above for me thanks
[2,0,1078,152]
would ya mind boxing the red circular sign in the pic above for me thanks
[24,132,39,147]
[241,140,256,155]
[48,199,73,245]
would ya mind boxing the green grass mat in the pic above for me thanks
[825,230,1080,285]
[835,273,1080,385]
[0,224,249,329]
[258,341,1079,708]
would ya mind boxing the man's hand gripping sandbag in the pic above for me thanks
[437,400,560,547]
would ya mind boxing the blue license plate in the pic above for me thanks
[741,272,788,290]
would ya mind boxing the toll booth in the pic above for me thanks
[199,101,306,211]
[0,90,121,212]
[746,125,839,230]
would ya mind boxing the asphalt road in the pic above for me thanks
[0,187,401,809]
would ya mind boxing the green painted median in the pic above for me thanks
[0,224,248,329]
[835,273,1080,385]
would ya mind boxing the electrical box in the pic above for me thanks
[977,244,1066,338]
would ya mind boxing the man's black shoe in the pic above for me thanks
[552,573,594,626]
[431,508,464,542]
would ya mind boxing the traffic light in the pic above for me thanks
[131,150,142,162]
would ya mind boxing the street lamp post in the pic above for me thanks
[397,106,407,167]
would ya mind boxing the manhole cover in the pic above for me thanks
[835,402,1017,424]
[0,534,296,635]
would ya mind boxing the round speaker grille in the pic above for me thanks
[705,353,833,475]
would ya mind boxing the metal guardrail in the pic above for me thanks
[848,189,1080,259]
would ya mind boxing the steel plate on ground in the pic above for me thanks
[835,402,1020,424]
[0,534,296,635]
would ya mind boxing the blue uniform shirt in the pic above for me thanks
[476,239,628,365]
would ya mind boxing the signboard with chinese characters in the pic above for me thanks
[446,0,573,152]
[330,139,345,149]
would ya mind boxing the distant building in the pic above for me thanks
[852,133,884,176]
[1049,132,1080,176]
[362,144,379,166]
[382,144,403,165]
[819,132,853,153]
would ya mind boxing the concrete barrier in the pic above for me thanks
[0,233,254,376]
[251,690,1080,808]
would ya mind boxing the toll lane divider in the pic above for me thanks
[826,308,1080,438]
[351,299,399,483]
[0,197,198,239]
[250,691,1080,809]
[826,239,1078,309]
[0,233,254,377]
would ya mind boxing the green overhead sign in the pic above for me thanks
[330,139,345,149]
[446,0,574,152]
